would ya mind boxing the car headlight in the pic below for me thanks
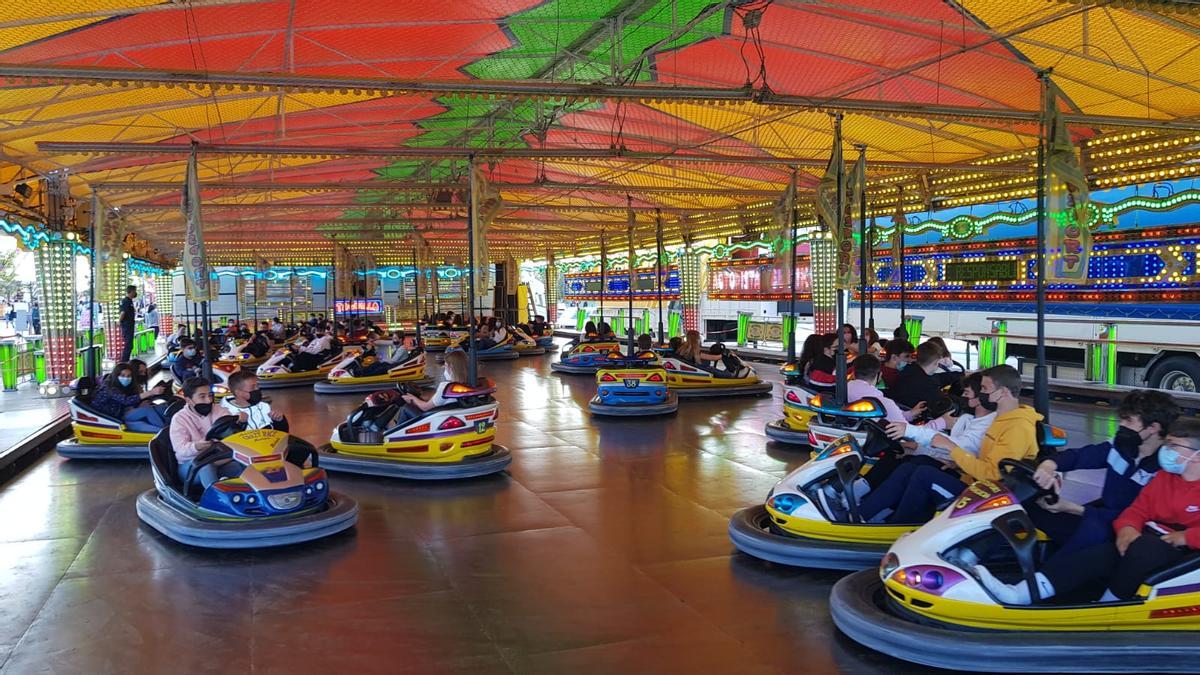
[769,493,805,515]
[232,494,242,504]
[247,495,257,504]
[315,481,325,491]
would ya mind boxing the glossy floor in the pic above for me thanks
[0,350,1111,674]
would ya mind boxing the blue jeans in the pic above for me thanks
[124,405,165,433]
[860,463,965,524]
[177,459,241,491]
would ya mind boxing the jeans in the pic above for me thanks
[1042,535,1190,601]
[124,405,165,433]
[864,453,944,491]
[120,324,135,362]
[859,463,965,523]
[1028,502,1124,564]
[177,458,241,491]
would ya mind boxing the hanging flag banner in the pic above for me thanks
[254,257,269,299]
[817,123,853,289]
[844,149,866,290]
[771,173,796,291]
[470,163,501,298]
[92,195,126,303]
[505,253,519,290]
[890,191,906,284]
[413,236,428,300]
[180,146,212,302]
[1044,80,1092,281]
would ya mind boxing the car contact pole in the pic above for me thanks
[833,113,848,406]
[1035,70,1051,420]
[788,167,798,364]
[627,195,635,357]
[466,155,479,387]
[655,208,665,343]
[856,145,868,356]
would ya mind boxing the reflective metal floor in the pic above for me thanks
[0,350,1111,674]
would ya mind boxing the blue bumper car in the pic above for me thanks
[588,357,678,417]
[136,418,358,549]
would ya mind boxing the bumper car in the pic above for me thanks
[550,340,622,374]
[437,333,518,362]
[828,459,1193,673]
[321,380,511,479]
[170,361,235,400]
[255,345,354,388]
[804,393,880,449]
[511,327,547,356]
[213,337,271,369]
[588,357,678,417]
[660,347,772,398]
[55,378,172,459]
[313,348,432,394]
[764,384,818,446]
[533,328,556,349]
[423,329,467,352]
[729,413,917,569]
[137,418,358,548]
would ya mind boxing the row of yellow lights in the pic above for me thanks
[1088,134,1200,158]
[1095,163,1200,187]
[1092,149,1200,174]
[1084,129,1155,148]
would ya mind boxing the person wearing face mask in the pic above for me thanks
[975,418,1200,605]
[845,355,933,426]
[890,341,961,409]
[867,372,996,490]
[398,350,469,422]
[91,362,171,433]
[858,365,1041,524]
[880,339,914,389]
[171,337,205,382]
[291,325,333,370]
[171,377,244,489]
[220,369,286,430]
[1027,390,1180,559]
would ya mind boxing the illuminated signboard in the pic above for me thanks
[943,261,1019,283]
[334,298,384,314]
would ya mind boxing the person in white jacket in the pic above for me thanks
[886,370,997,463]
[861,371,996,490]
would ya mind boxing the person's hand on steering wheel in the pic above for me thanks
[909,401,928,417]
[885,421,908,440]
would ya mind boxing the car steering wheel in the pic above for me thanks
[998,458,1059,505]
[861,418,907,458]
[206,414,248,441]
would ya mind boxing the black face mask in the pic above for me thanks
[977,396,999,413]
[247,389,263,405]
[193,402,213,416]
[1114,426,1144,453]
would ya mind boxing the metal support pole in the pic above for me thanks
[626,195,635,357]
[856,145,868,355]
[833,114,848,405]
[87,193,99,379]
[868,216,875,332]
[898,189,907,337]
[655,209,665,343]
[466,155,479,387]
[598,228,606,331]
[200,299,212,380]
[1035,70,1051,420]
[787,168,798,364]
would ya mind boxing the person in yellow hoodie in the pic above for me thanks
[858,364,1042,523]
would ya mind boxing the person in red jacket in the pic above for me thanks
[975,417,1200,604]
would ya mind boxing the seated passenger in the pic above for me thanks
[530,315,548,336]
[840,324,860,357]
[291,325,333,371]
[926,336,965,376]
[976,417,1200,605]
[170,377,241,489]
[889,341,959,409]
[128,358,150,389]
[880,338,914,390]
[867,372,995,490]
[398,350,469,423]
[596,321,616,340]
[635,333,657,359]
[220,369,285,430]
[171,337,204,382]
[845,355,933,426]
[859,365,1041,524]
[166,325,188,352]
[491,318,509,345]
[473,322,496,350]
[91,362,170,433]
[1028,390,1180,558]
[797,333,837,391]
[675,330,723,367]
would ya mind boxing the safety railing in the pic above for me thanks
[0,336,47,391]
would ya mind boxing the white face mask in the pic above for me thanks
[443,366,454,381]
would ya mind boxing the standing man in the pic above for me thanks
[119,285,137,362]
[30,301,41,336]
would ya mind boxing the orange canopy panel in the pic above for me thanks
[0,0,1194,262]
